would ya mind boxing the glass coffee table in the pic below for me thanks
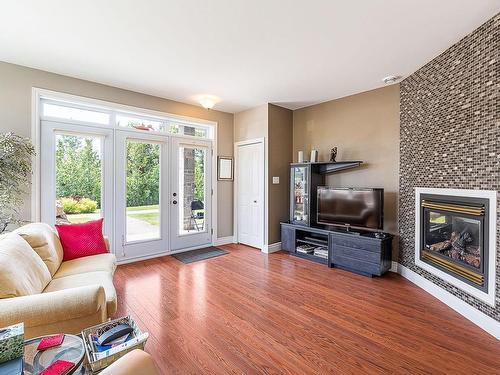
[23,334,91,374]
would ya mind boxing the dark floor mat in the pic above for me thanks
[173,246,229,264]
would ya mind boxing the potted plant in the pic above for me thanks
[0,133,35,233]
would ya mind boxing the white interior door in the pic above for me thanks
[40,120,113,238]
[114,130,169,261]
[236,141,264,248]
[170,138,212,250]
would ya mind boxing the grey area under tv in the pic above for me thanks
[281,223,393,277]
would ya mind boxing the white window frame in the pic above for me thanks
[31,87,219,246]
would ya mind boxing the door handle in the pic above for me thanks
[173,200,178,205]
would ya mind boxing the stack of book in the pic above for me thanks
[313,247,328,259]
[296,244,315,254]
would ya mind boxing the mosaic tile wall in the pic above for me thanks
[399,14,499,320]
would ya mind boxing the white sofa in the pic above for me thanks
[0,223,117,338]
[101,350,159,375]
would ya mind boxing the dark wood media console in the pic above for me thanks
[281,222,393,277]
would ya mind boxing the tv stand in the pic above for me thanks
[281,222,393,277]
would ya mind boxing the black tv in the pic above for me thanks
[317,187,384,230]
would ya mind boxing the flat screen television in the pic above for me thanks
[317,187,384,230]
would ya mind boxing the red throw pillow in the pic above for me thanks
[55,219,108,261]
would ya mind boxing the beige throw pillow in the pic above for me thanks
[0,233,52,298]
[14,222,64,276]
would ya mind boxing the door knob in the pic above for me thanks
[173,192,177,197]
[173,200,178,204]
[253,200,257,203]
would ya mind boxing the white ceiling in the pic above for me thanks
[0,1,498,113]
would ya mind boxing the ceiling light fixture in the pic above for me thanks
[382,75,401,84]
[198,95,218,110]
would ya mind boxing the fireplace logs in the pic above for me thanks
[429,240,451,251]
[428,231,480,269]
[450,231,473,254]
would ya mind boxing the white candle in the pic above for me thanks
[298,151,304,163]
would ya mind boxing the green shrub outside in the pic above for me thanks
[61,197,98,214]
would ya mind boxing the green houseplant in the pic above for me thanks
[0,133,35,233]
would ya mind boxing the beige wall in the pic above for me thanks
[293,85,400,258]
[268,104,293,244]
[0,61,234,238]
[234,104,293,246]
[233,104,268,143]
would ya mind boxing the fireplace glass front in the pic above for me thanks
[420,196,488,290]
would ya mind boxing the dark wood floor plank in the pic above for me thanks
[113,245,500,375]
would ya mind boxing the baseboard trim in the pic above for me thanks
[262,242,282,254]
[389,261,398,273]
[214,236,234,246]
[395,262,500,340]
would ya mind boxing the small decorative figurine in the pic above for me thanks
[330,147,338,162]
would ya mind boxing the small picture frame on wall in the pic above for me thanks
[218,156,233,181]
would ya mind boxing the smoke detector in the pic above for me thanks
[382,75,401,84]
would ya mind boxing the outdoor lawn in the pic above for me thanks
[67,205,160,225]
[67,204,204,228]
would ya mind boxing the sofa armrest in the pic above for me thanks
[0,285,107,336]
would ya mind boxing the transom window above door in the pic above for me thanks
[41,99,214,139]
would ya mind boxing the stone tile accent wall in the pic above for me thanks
[399,14,499,320]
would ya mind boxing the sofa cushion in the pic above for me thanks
[55,219,108,261]
[0,233,52,298]
[43,271,117,316]
[14,223,64,276]
[53,253,117,279]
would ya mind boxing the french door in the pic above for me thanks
[41,122,213,262]
[170,138,212,250]
[114,131,169,260]
[40,121,113,237]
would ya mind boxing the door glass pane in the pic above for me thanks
[55,134,102,224]
[292,167,309,224]
[126,140,161,242]
[179,146,206,235]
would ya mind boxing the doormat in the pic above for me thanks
[173,247,229,264]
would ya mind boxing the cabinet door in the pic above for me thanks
[281,226,295,253]
[291,166,309,225]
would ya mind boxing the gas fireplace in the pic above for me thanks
[420,195,488,291]
[415,188,497,306]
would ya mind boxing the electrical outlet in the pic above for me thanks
[272,176,280,184]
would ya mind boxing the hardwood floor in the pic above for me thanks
[114,244,500,374]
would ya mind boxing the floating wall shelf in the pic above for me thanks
[290,161,363,175]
